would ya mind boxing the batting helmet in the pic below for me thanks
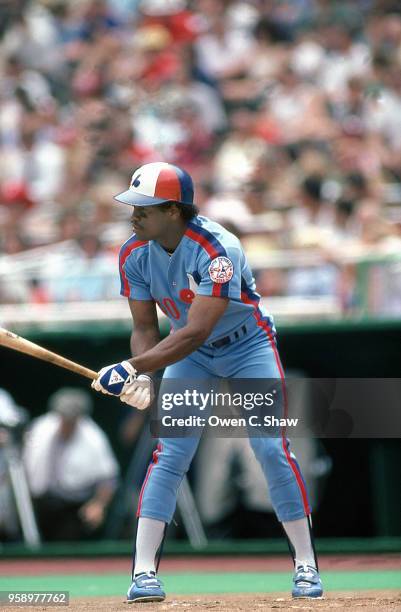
[114,162,194,207]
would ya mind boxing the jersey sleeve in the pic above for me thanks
[196,245,241,299]
[119,241,152,300]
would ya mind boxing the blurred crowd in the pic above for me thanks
[1,0,401,311]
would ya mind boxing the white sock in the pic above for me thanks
[134,517,165,576]
[282,517,316,569]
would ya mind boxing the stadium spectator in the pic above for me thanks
[23,387,119,541]
[0,388,28,541]
[0,0,400,316]
[43,232,119,302]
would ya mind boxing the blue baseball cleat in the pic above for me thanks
[292,564,323,598]
[127,572,166,603]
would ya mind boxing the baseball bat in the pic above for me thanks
[0,327,97,380]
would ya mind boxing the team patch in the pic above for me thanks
[208,257,234,284]
[108,369,125,385]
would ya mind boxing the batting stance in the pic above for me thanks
[92,162,323,602]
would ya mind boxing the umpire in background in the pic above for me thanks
[23,388,119,541]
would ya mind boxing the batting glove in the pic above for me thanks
[120,375,154,410]
[91,361,137,397]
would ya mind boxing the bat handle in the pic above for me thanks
[75,365,98,380]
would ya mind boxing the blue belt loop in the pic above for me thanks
[210,323,248,349]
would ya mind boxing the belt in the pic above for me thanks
[209,324,248,349]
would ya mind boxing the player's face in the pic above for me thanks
[130,205,170,240]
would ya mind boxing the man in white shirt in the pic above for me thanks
[23,388,119,541]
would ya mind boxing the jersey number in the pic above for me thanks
[156,291,196,320]
[157,298,181,320]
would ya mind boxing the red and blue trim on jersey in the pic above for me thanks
[119,235,148,297]
[185,222,230,297]
[240,278,311,516]
[240,279,276,340]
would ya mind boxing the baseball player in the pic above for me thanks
[91,162,323,602]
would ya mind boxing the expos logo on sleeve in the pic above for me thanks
[208,256,234,283]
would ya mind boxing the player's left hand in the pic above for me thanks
[91,360,137,396]
[120,375,154,410]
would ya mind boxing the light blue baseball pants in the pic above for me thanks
[137,323,311,523]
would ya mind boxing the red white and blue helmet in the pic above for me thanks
[114,162,194,207]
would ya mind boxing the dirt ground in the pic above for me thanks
[2,592,401,612]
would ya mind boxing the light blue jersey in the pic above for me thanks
[119,215,275,344]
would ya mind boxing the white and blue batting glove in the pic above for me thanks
[91,362,153,410]
[91,361,137,397]
[120,375,154,411]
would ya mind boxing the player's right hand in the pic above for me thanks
[120,375,154,410]
[91,360,137,397]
